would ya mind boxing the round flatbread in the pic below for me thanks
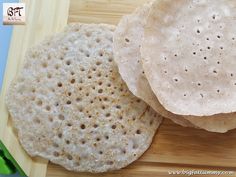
[141,0,236,116]
[113,2,195,127]
[6,23,162,173]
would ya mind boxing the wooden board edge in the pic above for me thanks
[0,0,70,176]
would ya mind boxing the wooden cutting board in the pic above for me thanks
[2,0,236,176]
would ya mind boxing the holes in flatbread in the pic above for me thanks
[220,46,224,50]
[86,31,91,37]
[80,67,85,71]
[105,135,109,140]
[217,89,220,93]
[42,62,47,68]
[106,113,111,117]
[107,83,111,87]
[116,105,121,109]
[149,120,153,125]
[174,78,179,82]
[200,93,204,98]
[99,151,103,155]
[68,92,72,96]
[66,60,71,65]
[88,75,92,79]
[125,38,130,43]
[55,102,59,107]
[86,93,89,96]
[213,70,217,74]
[55,64,60,70]
[197,83,201,86]
[204,56,207,60]
[48,117,53,122]
[206,38,209,41]
[119,116,123,120]
[79,87,83,91]
[132,139,138,149]
[136,129,141,134]
[86,53,90,57]
[53,152,59,157]
[58,114,65,120]
[123,131,127,135]
[99,51,104,57]
[78,106,84,112]
[46,105,51,111]
[217,35,221,39]
[92,67,97,71]
[217,61,220,64]
[90,100,94,104]
[196,29,200,34]
[66,140,70,145]
[164,70,168,74]
[79,48,84,53]
[53,143,59,148]
[193,52,196,55]
[96,38,101,43]
[212,14,216,20]
[80,124,86,129]
[81,139,86,144]
[70,79,75,84]
[58,133,63,138]
[232,37,235,41]
[93,124,98,128]
[106,161,114,165]
[66,100,71,105]
[76,97,82,102]
[108,57,113,62]
[207,46,211,50]
[67,154,73,160]
[98,81,103,85]
[34,118,40,124]
[231,73,234,77]
[96,137,101,141]
[101,105,105,110]
[70,71,75,75]
[98,89,103,93]
[111,125,116,129]
[60,56,64,60]
[183,94,187,97]
[57,82,63,87]
[174,54,178,57]
[96,61,101,66]
[97,72,102,77]
[47,73,52,79]
[36,100,43,106]
[67,123,72,127]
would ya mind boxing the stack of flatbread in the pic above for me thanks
[5,0,236,173]
[114,0,236,133]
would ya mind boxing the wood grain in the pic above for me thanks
[0,0,70,176]
[68,0,148,24]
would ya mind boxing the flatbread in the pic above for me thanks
[6,23,162,173]
[141,0,236,116]
[113,1,195,127]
